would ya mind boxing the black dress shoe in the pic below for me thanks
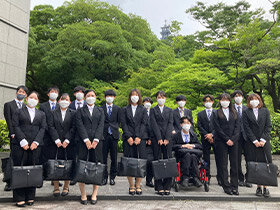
[238,181,245,187]
[70,180,77,186]
[158,190,165,196]
[102,178,108,185]
[136,187,142,195]
[80,200,88,205]
[232,189,239,195]
[26,201,34,206]
[256,187,262,196]
[4,183,11,191]
[16,202,25,207]
[193,177,202,187]
[61,189,69,196]
[244,182,252,188]
[224,188,233,195]
[164,190,170,195]
[129,188,136,195]
[90,199,97,205]
[181,178,190,188]
[110,179,115,185]
[263,188,270,198]
[217,179,222,186]
[146,181,154,188]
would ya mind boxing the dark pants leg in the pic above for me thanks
[190,154,199,177]
[146,145,154,183]
[103,135,118,179]
[237,135,246,182]
[229,144,239,190]
[180,152,191,179]
[202,139,211,177]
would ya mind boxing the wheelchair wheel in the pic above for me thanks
[204,182,209,192]
[174,182,179,192]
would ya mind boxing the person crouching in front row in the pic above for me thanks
[172,116,203,188]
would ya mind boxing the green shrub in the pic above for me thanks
[118,128,123,153]
[0,120,10,150]
[270,113,280,154]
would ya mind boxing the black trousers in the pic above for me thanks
[177,152,199,179]
[153,144,172,191]
[215,140,238,190]
[145,144,154,183]
[202,139,221,180]
[11,145,41,202]
[102,134,118,179]
[237,134,248,182]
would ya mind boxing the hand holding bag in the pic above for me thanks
[73,149,105,185]
[247,148,278,187]
[43,148,74,180]
[11,150,43,189]
[152,145,178,180]
[117,145,147,178]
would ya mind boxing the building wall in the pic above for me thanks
[0,0,30,119]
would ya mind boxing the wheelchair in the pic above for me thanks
[173,158,209,192]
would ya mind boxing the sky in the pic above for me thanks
[30,0,274,38]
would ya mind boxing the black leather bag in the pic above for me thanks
[1,157,12,182]
[43,148,74,181]
[247,149,278,187]
[11,151,43,189]
[73,150,105,185]
[177,148,203,157]
[152,145,178,180]
[117,145,147,178]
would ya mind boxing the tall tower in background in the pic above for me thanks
[160,20,171,40]
[0,0,30,118]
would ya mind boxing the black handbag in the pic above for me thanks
[117,145,147,178]
[177,148,203,157]
[152,145,178,180]
[43,148,74,181]
[73,150,105,185]
[1,157,12,182]
[247,148,278,187]
[11,151,43,189]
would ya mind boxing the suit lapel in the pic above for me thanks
[127,105,134,122]
[56,109,63,125]
[155,105,164,120]
[248,109,258,124]
[84,106,92,122]
[32,109,39,124]
[23,106,31,123]
[203,110,210,122]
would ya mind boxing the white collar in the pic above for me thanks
[205,108,213,111]
[131,104,138,109]
[235,104,242,109]
[87,104,95,110]
[76,100,84,104]
[178,107,184,111]
[27,106,36,112]
[106,103,113,108]
[15,99,23,104]
[49,100,56,105]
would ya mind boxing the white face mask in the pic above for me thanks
[178,101,186,108]
[182,124,191,132]
[220,101,230,108]
[27,98,38,108]
[205,102,213,109]
[49,92,58,100]
[250,100,259,108]
[106,97,114,104]
[86,97,96,105]
[75,92,84,100]
[157,98,166,106]
[131,95,139,104]
[234,96,243,104]
[144,102,151,109]
[59,100,70,109]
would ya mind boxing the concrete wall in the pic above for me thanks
[0,0,30,119]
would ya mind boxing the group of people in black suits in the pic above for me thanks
[3,85,273,207]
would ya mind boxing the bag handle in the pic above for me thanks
[255,146,271,173]
[55,147,68,161]
[86,148,99,164]
[158,144,170,160]
[20,150,36,167]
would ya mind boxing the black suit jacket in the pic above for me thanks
[243,107,272,143]
[48,108,76,145]
[4,100,25,138]
[197,109,216,140]
[121,105,147,141]
[102,104,122,140]
[143,110,154,140]
[173,108,193,133]
[69,100,87,111]
[150,105,173,142]
[75,105,105,142]
[234,105,247,140]
[213,108,240,144]
[172,131,202,152]
[12,106,47,146]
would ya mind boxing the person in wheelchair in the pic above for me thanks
[172,116,203,188]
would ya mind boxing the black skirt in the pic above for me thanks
[123,140,147,159]
[77,141,103,163]
[245,140,272,163]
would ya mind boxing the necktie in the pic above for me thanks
[77,102,82,109]
[18,102,22,109]
[237,106,242,118]
[184,134,189,143]
[147,110,149,116]
[108,106,112,118]
[51,103,55,110]
[207,110,211,120]
[180,109,184,117]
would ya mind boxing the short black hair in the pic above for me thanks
[180,116,192,124]
[143,97,153,104]
[155,91,166,98]
[176,95,186,102]
[48,86,59,93]
[74,86,85,93]
[231,90,243,98]
[84,89,96,96]
[16,85,28,93]
[105,89,116,97]
[60,93,70,100]
[203,94,215,102]
[28,91,39,98]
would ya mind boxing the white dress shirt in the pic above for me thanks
[49,100,57,109]
[15,99,24,109]
[83,104,99,143]
[20,106,39,147]
[252,108,266,144]
[131,105,137,117]
[159,105,164,113]
[55,109,70,145]
[75,100,84,110]
[106,103,113,114]
[178,107,184,117]
[222,108,230,121]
